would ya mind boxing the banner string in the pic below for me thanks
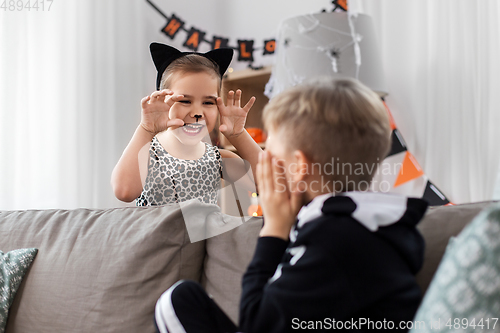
[145,0,347,67]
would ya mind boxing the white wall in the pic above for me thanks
[2,0,498,209]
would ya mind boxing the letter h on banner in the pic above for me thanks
[161,14,184,39]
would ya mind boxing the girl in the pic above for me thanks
[111,43,261,206]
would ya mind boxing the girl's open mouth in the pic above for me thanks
[182,123,204,136]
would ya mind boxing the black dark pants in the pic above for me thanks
[155,280,239,333]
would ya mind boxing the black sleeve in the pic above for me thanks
[239,237,288,331]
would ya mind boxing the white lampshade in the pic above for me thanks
[266,12,387,98]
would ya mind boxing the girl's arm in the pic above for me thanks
[217,90,262,184]
[111,90,184,202]
[111,125,154,202]
[219,148,257,191]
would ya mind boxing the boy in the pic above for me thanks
[155,77,428,332]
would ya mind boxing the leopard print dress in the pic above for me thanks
[136,136,222,206]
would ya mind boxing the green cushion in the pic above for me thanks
[0,248,38,333]
[411,204,500,332]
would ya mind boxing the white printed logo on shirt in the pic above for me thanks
[268,245,306,284]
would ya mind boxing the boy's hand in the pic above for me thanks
[140,90,185,135]
[217,90,256,138]
[256,151,303,240]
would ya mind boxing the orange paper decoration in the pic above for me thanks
[247,204,262,217]
[246,128,266,143]
[394,152,425,187]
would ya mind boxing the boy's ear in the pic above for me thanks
[293,150,311,181]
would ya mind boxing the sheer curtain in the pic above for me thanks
[0,1,147,210]
[351,0,500,204]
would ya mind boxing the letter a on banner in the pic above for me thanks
[183,27,206,51]
[237,40,254,62]
[161,14,185,39]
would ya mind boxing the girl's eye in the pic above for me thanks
[204,101,215,105]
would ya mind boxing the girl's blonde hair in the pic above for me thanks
[159,54,222,96]
[263,77,391,191]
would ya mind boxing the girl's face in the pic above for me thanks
[168,71,219,146]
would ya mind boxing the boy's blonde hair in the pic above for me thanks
[160,54,222,96]
[263,77,391,191]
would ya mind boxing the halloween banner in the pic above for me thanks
[373,101,452,206]
[146,0,347,65]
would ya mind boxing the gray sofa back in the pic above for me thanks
[0,200,495,332]
[416,201,495,293]
[0,205,206,333]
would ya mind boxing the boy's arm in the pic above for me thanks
[239,231,358,333]
[239,236,288,329]
[237,150,301,330]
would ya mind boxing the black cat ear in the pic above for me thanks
[150,43,185,90]
[203,48,234,78]
[149,42,234,90]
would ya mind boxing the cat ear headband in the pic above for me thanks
[150,42,234,90]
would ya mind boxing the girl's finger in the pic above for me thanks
[166,94,184,108]
[216,97,226,112]
[234,90,242,108]
[166,118,184,129]
[243,96,256,113]
[227,90,234,106]
[141,96,151,108]
[150,91,162,99]
[219,124,228,133]
[157,90,168,102]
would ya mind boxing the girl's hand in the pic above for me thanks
[140,90,185,135]
[256,151,303,240]
[217,90,256,138]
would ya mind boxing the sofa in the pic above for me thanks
[0,199,496,333]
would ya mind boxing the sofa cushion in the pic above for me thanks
[201,217,262,324]
[411,203,500,332]
[0,248,38,333]
[0,204,205,333]
[416,201,496,294]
